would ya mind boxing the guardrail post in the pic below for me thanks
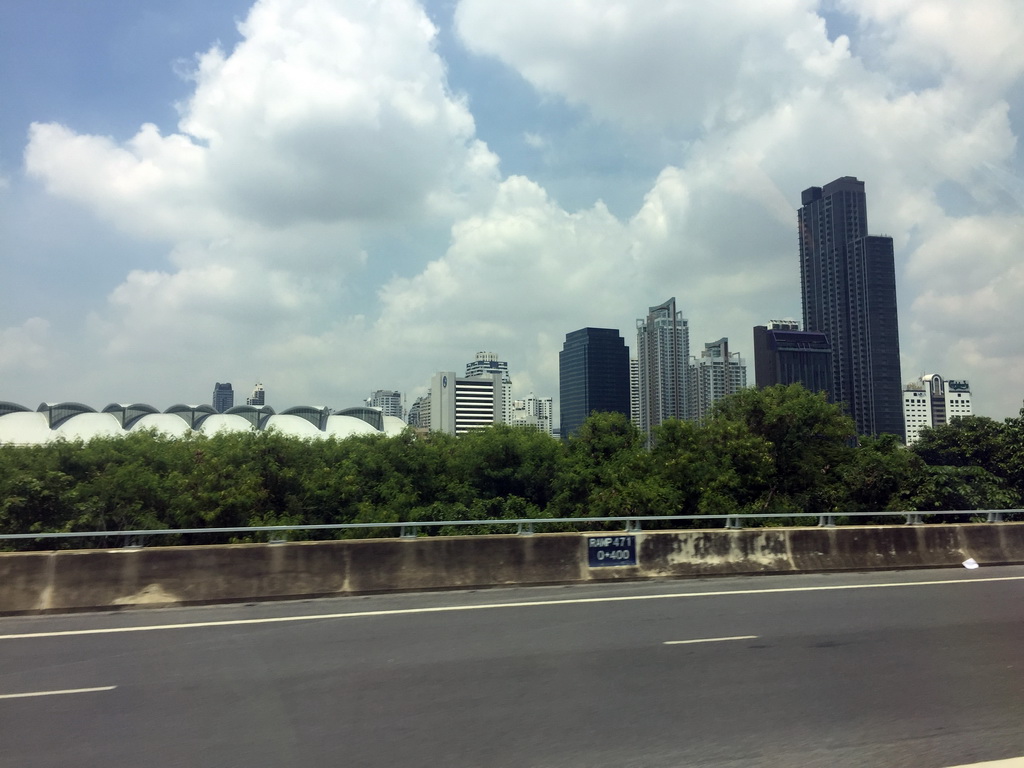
[724,516,743,530]
[625,520,642,532]
[986,512,1004,523]
[904,513,923,525]
[817,515,836,528]
[400,525,418,539]
[516,522,534,535]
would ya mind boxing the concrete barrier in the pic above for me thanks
[1,523,1021,615]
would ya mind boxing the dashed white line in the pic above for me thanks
[0,686,116,700]
[664,635,759,645]
[1,575,1021,641]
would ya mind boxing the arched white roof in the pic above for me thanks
[324,414,380,438]
[129,413,193,437]
[382,415,408,436]
[52,413,123,441]
[0,412,52,445]
[264,414,323,438]
[198,414,256,435]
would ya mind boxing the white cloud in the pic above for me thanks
[6,0,1024,423]
[25,0,498,240]
[455,0,851,134]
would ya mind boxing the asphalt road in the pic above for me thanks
[1,567,1022,768]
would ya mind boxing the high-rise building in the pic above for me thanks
[636,297,690,436]
[212,382,234,413]
[246,382,266,407]
[511,393,554,436]
[903,374,973,444]
[753,321,833,394]
[408,393,430,431]
[558,328,631,439]
[366,389,405,420]
[465,352,512,424]
[689,337,746,421]
[629,358,641,432]
[429,371,502,435]
[798,177,904,438]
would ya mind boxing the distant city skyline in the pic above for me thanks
[2,1,1022,423]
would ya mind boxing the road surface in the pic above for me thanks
[1,566,1022,767]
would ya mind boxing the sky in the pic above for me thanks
[2,0,1023,423]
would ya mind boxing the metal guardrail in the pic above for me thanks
[0,510,1017,546]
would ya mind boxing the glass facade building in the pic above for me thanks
[753,324,833,395]
[798,177,904,438]
[558,327,630,440]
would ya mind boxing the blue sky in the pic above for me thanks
[2,0,1023,422]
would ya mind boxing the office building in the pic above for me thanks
[903,374,973,444]
[690,337,747,421]
[559,328,631,439]
[246,382,266,407]
[407,394,430,431]
[753,321,833,394]
[366,389,405,421]
[465,352,512,424]
[429,371,502,435]
[212,382,234,413]
[636,297,690,435]
[799,177,904,438]
[629,358,641,431]
[511,394,554,436]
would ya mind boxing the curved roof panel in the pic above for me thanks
[0,412,52,445]
[129,413,193,437]
[324,415,380,439]
[102,403,160,429]
[52,413,123,441]
[264,414,324,438]
[279,405,331,430]
[197,414,256,436]
[382,415,409,436]
[0,401,31,418]
[37,402,97,429]
[336,406,384,431]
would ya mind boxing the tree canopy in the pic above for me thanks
[2,387,1021,548]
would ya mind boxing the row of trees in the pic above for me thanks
[1,385,1022,547]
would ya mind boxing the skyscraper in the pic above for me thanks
[689,337,746,421]
[212,382,234,413]
[366,389,405,420]
[465,352,512,424]
[636,297,689,436]
[246,382,266,407]
[558,328,630,439]
[798,177,904,438]
[429,371,502,435]
[753,321,832,393]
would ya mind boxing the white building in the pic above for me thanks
[902,374,973,444]
[465,352,512,424]
[689,337,747,421]
[511,393,554,436]
[636,297,690,437]
[366,389,405,420]
[246,381,265,406]
[429,371,502,435]
[629,358,641,431]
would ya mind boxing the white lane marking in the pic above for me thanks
[1,575,1022,641]
[945,758,1024,767]
[0,686,116,700]
[664,635,758,645]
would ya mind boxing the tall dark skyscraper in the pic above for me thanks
[798,176,904,438]
[212,382,234,413]
[559,328,630,439]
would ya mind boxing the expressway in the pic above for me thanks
[1,566,1022,767]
